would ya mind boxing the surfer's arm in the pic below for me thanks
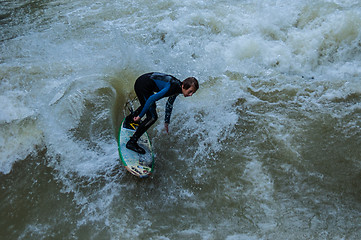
[165,95,177,124]
[138,84,171,118]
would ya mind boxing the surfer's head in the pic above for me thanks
[182,77,199,97]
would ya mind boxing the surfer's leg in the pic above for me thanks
[126,136,146,154]
[126,77,157,154]
[134,106,158,137]
[124,79,150,128]
[126,104,157,154]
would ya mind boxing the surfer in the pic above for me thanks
[124,72,199,154]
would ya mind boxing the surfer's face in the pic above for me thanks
[182,85,196,97]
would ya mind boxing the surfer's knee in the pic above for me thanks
[142,115,157,129]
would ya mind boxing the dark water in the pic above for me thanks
[1,0,361,239]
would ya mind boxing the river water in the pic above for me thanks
[1,0,361,239]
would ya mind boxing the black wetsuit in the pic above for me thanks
[127,72,183,140]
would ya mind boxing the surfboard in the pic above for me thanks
[117,118,154,178]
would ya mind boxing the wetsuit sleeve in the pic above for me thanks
[138,84,171,118]
[165,95,177,124]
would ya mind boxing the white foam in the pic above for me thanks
[1,0,361,238]
[0,118,43,174]
[0,88,43,174]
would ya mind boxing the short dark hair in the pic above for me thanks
[182,77,199,91]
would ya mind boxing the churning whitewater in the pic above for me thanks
[1,0,361,239]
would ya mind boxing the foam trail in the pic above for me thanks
[1,0,361,239]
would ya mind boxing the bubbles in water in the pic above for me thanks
[1,0,361,238]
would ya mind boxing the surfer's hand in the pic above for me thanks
[133,116,141,122]
[164,123,169,133]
